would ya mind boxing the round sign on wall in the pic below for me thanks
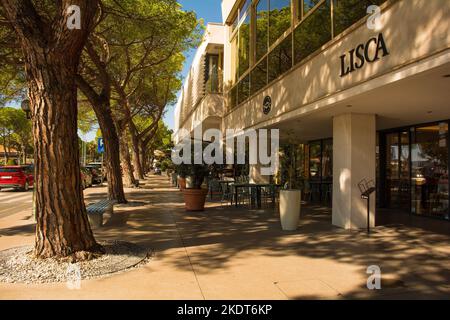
[263,96,271,115]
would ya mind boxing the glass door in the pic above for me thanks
[411,123,449,219]
[385,131,410,210]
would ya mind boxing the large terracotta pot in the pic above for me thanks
[182,188,208,211]
[178,177,186,190]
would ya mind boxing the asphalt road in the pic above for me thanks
[0,189,33,219]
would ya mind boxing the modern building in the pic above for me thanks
[173,0,450,230]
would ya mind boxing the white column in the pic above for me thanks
[332,113,376,229]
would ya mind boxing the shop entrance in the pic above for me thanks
[379,121,450,220]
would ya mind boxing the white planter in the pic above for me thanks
[186,176,194,189]
[279,189,301,231]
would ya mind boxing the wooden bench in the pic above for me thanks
[86,199,116,228]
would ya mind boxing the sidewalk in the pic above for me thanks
[0,175,449,299]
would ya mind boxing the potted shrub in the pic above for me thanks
[180,163,210,211]
[279,142,302,231]
[176,164,188,191]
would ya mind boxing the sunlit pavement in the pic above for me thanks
[0,175,449,299]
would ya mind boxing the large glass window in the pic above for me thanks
[333,0,387,37]
[269,0,291,46]
[322,138,333,182]
[237,74,250,105]
[294,0,331,65]
[268,35,292,83]
[231,35,239,84]
[238,12,251,77]
[250,57,267,95]
[256,0,269,62]
[302,0,321,16]
[411,123,449,219]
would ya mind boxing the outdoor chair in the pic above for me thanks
[208,179,222,200]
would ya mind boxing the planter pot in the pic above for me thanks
[279,189,301,231]
[182,188,208,211]
[178,177,186,190]
[186,176,194,189]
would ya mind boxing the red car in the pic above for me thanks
[0,166,34,191]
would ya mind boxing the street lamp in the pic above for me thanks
[21,99,32,120]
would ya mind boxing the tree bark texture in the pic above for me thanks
[1,0,101,259]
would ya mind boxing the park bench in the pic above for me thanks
[86,199,116,228]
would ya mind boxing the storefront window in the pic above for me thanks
[309,141,321,180]
[256,0,269,62]
[269,0,292,46]
[333,0,387,37]
[411,123,449,219]
[268,35,292,83]
[229,86,238,110]
[294,0,331,65]
[322,139,333,181]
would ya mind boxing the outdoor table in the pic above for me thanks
[232,183,279,209]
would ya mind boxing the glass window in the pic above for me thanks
[229,86,238,110]
[411,123,449,219]
[231,14,238,33]
[238,13,251,77]
[231,35,239,84]
[269,0,291,46]
[309,141,321,180]
[240,0,252,21]
[237,75,250,105]
[256,0,269,61]
[302,0,321,16]
[294,0,331,65]
[333,0,387,37]
[322,139,333,181]
[250,57,268,95]
[268,34,292,83]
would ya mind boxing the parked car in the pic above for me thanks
[87,162,106,182]
[81,167,93,189]
[154,167,162,175]
[85,165,102,184]
[0,166,34,191]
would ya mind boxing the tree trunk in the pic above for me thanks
[1,0,101,259]
[130,126,145,180]
[140,145,148,175]
[30,59,100,258]
[118,128,137,187]
[93,103,127,203]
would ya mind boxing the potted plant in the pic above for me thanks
[180,162,210,211]
[279,138,302,231]
[176,164,188,191]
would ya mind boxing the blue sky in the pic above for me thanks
[163,0,223,131]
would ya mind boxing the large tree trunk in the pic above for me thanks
[93,104,127,203]
[140,145,148,175]
[30,59,100,258]
[130,126,145,180]
[1,0,101,259]
[118,128,137,187]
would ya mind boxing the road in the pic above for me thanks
[0,189,33,219]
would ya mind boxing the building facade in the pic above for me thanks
[173,0,450,229]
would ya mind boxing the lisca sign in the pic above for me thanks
[339,33,389,77]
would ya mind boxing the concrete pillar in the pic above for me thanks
[332,113,376,229]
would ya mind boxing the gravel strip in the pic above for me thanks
[0,241,150,284]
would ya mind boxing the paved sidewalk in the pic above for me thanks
[0,175,449,299]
